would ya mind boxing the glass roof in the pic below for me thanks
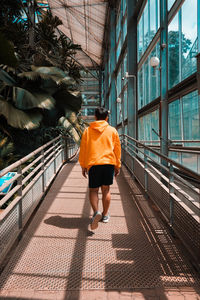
[47,0,110,68]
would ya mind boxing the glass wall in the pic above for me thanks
[138,42,160,109]
[138,109,159,143]
[168,0,198,89]
[168,0,175,11]
[137,0,160,62]
[80,70,100,122]
[168,90,200,145]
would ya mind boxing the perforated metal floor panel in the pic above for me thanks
[0,162,199,291]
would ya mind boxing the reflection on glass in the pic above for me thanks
[117,101,122,124]
[138,67,143,109]
[123,88,127,120]
[181,0,197,80]
[182,91,200,142]
[144,59,149,106]
[143,4,149,51]
[117,67,122,97]
[150,42,160,102]
[137,0,159,61]
[182,153,198,173]
[138,17,143,61]
[168,99,182,140]
[169,151,179,163]
[82,94,100,106]
[138,110,159,142]
[168,13,179,89]
[150,0,156,40]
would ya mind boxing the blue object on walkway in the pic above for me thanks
[0,172,16,194]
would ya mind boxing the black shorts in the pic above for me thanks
[88,164,115,188]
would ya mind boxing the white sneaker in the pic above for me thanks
[91,211,102,230]
[101,213,110,223]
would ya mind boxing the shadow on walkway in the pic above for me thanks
[0,161,199,300]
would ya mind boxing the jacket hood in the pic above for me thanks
[89,120,109,133]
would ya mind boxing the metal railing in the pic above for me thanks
[140,140,200,174]
[121,134,200,268]
[0,136,78,265]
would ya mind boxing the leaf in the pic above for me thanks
[13,87,55,110]
[59,116,81,145]
[0,68,16,86]
[0,99,42,130]
[18,71,40,81]
[31,65,66,78]
[64,109,83,136]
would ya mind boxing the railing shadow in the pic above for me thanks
[104,165,200,299]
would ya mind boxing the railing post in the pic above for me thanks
[62,136,68,162]
[144,149,148,192]
[53,141,56,174]
[41,149,45,192]
[121,135,125,163]
[169,163,174,232]
[17,165,23,230]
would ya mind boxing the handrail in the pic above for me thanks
[0,135,78,266]
[120,133,200,267]
[121,134,200,182]
[0,136,61,178]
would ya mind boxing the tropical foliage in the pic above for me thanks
[0,1,86,169]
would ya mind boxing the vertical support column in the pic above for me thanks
[169,163,174,233]
[127,0,137,139]
[17,165,23,231]
[160,0,168,160]
[110,8,117,127]
[104,53,109,110]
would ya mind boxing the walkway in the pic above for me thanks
[0,158,200,300]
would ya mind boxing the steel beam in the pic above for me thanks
[110,8,117,127]
[160,0,168,160]
[127,0,137,138]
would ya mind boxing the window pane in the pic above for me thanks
[123,17,127,43]
[182,91,200,141]
[117,67,122,97]
[143,4,149,52]
[181,0,197,80]
[138,16,143,61]
[168,99,182,140]
[138,110,159,142]
[144,59,149,105]
[123,88,127,120]
[150,42,160,102]
[168,13,179,89]
[138,117,144,140]
[168,0,175,11]
[150,0,156,41]
[138,67,144,109]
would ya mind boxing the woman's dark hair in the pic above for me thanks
[95,107,109,120]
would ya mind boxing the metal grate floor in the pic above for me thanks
[0,162,199,291]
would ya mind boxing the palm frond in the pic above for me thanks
[13,87,55,110]
[59,116,81,145]
[0,99,42,129]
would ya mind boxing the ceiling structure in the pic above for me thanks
[46,0,110,68]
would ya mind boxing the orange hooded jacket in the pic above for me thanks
[79,120,121,170]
